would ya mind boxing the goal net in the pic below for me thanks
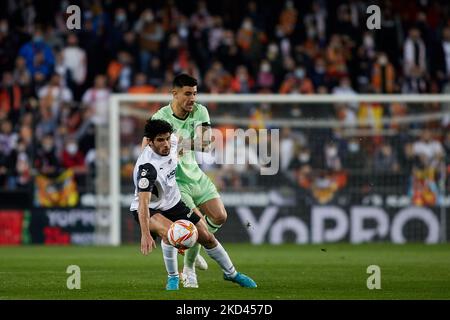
[97,94,450,245]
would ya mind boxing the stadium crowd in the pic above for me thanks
[0,0,449,204]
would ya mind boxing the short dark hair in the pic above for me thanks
[144,119,173,141]
[173,73,198,88]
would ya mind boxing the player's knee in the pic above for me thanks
[198,232,217,249]
[212,210,227,226]
[159,230,169,243]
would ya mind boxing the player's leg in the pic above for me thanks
[178,182,209,273]
[198,197,227,232]
[148,213,180,290]
[195,219,257,288]
[184,175,224,272]
[184,198,226,271]
[196,174,227,230]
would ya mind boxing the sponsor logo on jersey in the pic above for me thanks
[166,169,176,180]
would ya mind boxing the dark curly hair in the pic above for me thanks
[144,118,173,141]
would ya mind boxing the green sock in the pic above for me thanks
[184,242,201,269]
[184,216,222,269]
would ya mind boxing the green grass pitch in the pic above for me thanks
[1,244,449,300]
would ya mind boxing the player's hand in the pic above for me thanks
[140,233,156,255]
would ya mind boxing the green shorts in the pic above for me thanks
[177,173,220,210]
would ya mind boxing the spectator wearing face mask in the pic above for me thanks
[342,137,366,170]
[12,57,32,90]
[107,51,134,92]
[373,142,400,173]
[61,138,86,174]
[18,27,55,78]
[38,73,73,119]
[81,74,110,125]
[62,33,87,90]
[257,60,275,91]
[371,52,396,93]
[310,57,328,89]
[135,9,163,73]
[288,146,313,171]
[204,61,232,93]
[279,0,298,37]
[0,120,17,155]
[322,141,342,171]
[231,65,254,93]
[333,77,357,101]
[35,106,58,141]
[403,28,428,93]
[412,129,444,169]
[8,139,32,189]
[279,66,314,94]
[35,134,60,176]
[287,145,314,191]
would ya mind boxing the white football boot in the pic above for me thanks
[181,268,199,288]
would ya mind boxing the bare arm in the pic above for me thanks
[138,191,156,255]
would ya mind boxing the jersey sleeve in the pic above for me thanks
[195,104,211,127]
[137,163,157,192]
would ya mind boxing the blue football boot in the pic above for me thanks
[224,272,257,288]
[166,275,179,291]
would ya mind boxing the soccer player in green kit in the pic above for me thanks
[143,74,229,288]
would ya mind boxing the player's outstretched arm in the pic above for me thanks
[138,191,156,255]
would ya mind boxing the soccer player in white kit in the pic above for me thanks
[130,119,257,290]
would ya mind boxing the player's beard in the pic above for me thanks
[160,147,170,156]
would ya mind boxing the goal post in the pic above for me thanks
[102,94,450,246]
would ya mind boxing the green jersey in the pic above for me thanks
[152,102,210,182]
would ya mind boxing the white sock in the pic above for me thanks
[161,240,178,277]
[204,242,237,278]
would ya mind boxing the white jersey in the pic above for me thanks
[129,134,180,211]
